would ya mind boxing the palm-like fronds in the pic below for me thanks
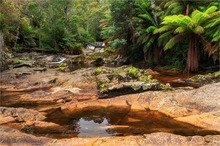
[163,0,209,15]
[133,0,162,64]
[157,6,219,72]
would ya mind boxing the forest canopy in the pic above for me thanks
[0,0,219,72]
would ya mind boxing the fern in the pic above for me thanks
[194,26,204,34]
[156,25,176,34]
[191,10,208,25]
[164,33,184,51]
[174,26,188,34]
[205,6,218,15]
[146,26,157,33]
[158,30,173,40]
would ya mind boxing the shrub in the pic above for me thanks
[58,63,69,72]
[139,75,148,82]
[129,66,139,77]
[148,75,153,80]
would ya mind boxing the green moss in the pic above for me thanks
[14,59,23,64]
[139,75,148,82]
[22,56,30,61]
[58,63,69,72]
[96,67,103,74]
[214,71,220,77]
[162,83,172,90]
[129,66,139,77]
[105,47,116,53]
[99,83,107,93]
[148,75,153,80]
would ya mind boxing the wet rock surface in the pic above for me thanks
[0,125,220,146]
[0,52,220,145]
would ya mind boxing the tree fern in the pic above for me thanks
[157,6,219,72]
[133,0,162,65]
[174,26,188,34]
[164,33,184,50]
[205,6,218,14]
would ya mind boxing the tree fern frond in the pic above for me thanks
[204,17,220,28]
[164,1,175,8]
[187,21,197,29]
[137,33,147,44]
[174,26,189,34]
[205,6,218,15]
[143,44,149,53]
[211,29,220,42]
[208,11,220,18]
[191,10,209,24]
[156,25,176,34]
[164,34,184,51]
[194,25,204,34]
[141,35,151,44]
[205,28,220,42]
[162,15,191,26]
[168,2,180,10]
[171,5,183,14]
[144,37,156,50]
[158,30,173,40]
[138,13,156,26]
[146,26,157,34]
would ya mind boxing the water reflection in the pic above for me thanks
[42,109,220,138]
[5,108,219,139]
[78,117,117,137]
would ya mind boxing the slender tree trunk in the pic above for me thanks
[153,43,160,65]
[0,30,3,59]
[0,29,6,73]
[186,36,199,73]
[14,25,20,48]
[186,4,189,16]
[0,1,3,72]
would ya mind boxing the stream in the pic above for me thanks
[0,57,218,140]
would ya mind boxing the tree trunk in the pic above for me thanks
[0,30,3,59]
[14,25,20,48]
[186,36,199,73]
[153,43,160,65]
[0,29,6,72]
[186,4,189,16]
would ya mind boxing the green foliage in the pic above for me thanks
[104,47,116,53]
[100,0,133,53]
[96,67,103,75]
[132,0,163,65]
[157,6,219,72]
[129,66,139,77]
[162,83,172,90]
[14,59,22,64]
[108,39,126,49]
[58,63,69,72]
[1,0,219,73]
[214,71,220,77]
[139,75,153,82]
[1,0,108,53]
[147,75,153,80]
[99,83,106,90]
[22,57,30,61]
[139,75,148,82]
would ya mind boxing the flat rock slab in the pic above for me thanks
[1,125,220,146]
[0,107,46,122]
[123,82,220,131]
